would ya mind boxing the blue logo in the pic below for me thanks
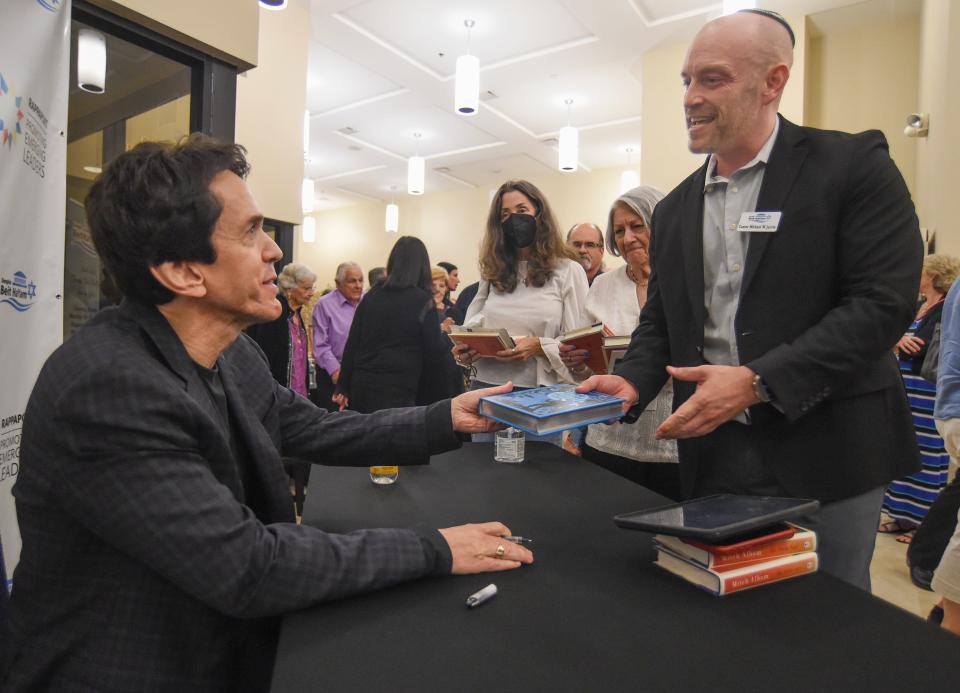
[36,0,63,11]
[1,270,38,312]
[747,213,774,224]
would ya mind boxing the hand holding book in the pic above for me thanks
[495,335,543,362]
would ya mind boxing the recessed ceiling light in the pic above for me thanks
[83,165,102,174]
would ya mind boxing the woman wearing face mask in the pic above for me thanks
[453,180,589,426]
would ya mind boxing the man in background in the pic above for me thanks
[312,261,363,411]
[567,222,605,286]
[579,9,921,591]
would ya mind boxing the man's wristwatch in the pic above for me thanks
[751,372,772,403]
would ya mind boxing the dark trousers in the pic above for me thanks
[909,474,960,571]
[581,441,682,501]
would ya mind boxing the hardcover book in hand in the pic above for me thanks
[559,322,613,374]
[477,384,624,436]
[448,327,516,357]
[602,335,632,372]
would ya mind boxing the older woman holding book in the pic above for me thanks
[452,180,589,442]
[560,186,681,499]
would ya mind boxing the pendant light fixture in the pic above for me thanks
[407,132,424,195]
[301,178,314,213]
[77,28,107,94]
[259,0,288,10]
[301,216,316,243]
[385,185,400,233]
[454,20,479,116]
[619,147,640,194]
[558,99,578,172]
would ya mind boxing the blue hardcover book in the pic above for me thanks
[477,384,624,436]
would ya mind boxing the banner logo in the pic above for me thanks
[0,72,24,149]
[0,271,38,312]
[36,0,63,12]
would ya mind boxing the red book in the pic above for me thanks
[448,327,516,357]
[559,323,613,374]
[654,548,819,595]
[654,524,817,571]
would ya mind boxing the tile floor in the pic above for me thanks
[870,532,940,618]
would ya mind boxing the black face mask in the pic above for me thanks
[502,213,537,248]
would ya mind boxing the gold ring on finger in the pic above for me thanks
[495,544,505,559]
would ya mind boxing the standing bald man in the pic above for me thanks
[579,9,922,590]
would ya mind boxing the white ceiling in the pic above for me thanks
[303,0,895,210]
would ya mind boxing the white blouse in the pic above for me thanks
[464,258,589,388]
[585,265,677,463]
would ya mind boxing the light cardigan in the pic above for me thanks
[463,258,589,388]
[584,265,678,463]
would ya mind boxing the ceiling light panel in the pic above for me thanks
[489,63,643,136]
[306,42,402,113]
[338,0,593,78]
[333,103,500,158]
[630,0,717,25]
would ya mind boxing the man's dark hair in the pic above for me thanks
[368,266,387,287]
[85,133,251,305]
[384,236,432,293]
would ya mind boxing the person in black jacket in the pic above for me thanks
[338,237,460,413]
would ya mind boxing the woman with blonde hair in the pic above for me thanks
[453,180,589,441]
[881,253,960,540]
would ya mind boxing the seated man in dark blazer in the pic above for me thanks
[3,135,532,693]
[579,10,922,591]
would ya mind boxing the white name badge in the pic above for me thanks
[737,211,782,233]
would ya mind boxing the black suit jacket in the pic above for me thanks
[615,117,922,502]
[4,300,459,692]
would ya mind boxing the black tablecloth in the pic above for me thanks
[272,442,956,692]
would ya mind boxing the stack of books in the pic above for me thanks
[653,523,818,596]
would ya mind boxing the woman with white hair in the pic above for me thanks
[561,186,680,499]
[312,261,364,412]
[247,262,317,398]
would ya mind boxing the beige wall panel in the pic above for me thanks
[89,0,258,69]
[805,18,920,195]
[125,95,191,148]
[236,1,310,226]
[915,0,960,256]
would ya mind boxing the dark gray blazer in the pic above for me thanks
[4,300,459,692]
[615,116,923,503]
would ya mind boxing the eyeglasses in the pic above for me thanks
[570,241,603,250]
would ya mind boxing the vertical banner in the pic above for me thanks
[0,0,70,591]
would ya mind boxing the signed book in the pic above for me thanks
[559,322,613,374]
[477,384,623,436]
[447,327,516,357]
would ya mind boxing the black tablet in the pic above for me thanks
[613,494,820,542]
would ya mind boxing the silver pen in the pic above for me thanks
[503,535,533,545]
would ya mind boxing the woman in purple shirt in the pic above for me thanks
[312,261,364,411]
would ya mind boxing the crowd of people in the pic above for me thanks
[4,9,959,693]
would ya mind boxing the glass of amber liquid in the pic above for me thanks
[369,465,399,485]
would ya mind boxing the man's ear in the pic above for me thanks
[763,64,790,104]
[150,262,207,299]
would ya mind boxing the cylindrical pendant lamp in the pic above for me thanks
[77,29,107,94]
